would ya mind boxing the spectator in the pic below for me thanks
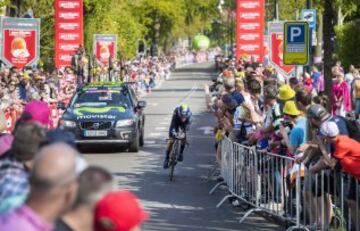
[0,123,46,213]
[55,166,114,231]
[317,121,360,230]
[280,101,308,155]
[332,72,351,116]
[351,69,360,118]
[345,64,356,87]
[94,191,149,231]
[0,143,78,231]
[311,66,321,94]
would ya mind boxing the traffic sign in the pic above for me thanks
[283,21,309,65]
[301,9,316,30]
[268,21,295,77]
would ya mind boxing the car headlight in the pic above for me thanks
[62,120,76,128]
[116,119,134,127]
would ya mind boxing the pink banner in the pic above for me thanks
[236,0,265,62]
[54,0,83,69]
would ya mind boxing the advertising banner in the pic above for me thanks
[54,0,83,69]
[268,22,295,77]
[1,17,40,68]
[236,0,265,62]
[93,34,117,66]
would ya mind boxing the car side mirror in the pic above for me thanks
[57,102,66,110]
[137,100,146,108]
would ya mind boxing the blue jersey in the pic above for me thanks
[169,107,192,137]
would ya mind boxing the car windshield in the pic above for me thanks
[71,89,131,108]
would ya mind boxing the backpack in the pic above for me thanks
[343,117,360,142]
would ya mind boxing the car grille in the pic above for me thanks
[80,121,112,130]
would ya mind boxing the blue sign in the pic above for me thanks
[283,22,309,65]
[301,9,316,30]
[286,24,306,44]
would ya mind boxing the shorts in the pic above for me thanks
[347,177,360,205]
[311,169,340,197]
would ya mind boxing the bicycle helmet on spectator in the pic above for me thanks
[307,104,328,120]
[178,103,191,118]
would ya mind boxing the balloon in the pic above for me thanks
[192,35,210,51]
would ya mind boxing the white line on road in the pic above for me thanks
[180,83,198,103]
[159,122,168,125]
[155,127,167,130]
[144,140,156,144]
[148,133,164,137]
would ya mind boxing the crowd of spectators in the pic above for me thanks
[0,100,148,231]
[208,56,360,230]
[0,48,207,133]
[0,48,219,231]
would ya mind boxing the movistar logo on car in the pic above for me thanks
[76,114,116,120]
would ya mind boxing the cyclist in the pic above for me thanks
[163,103,192,169]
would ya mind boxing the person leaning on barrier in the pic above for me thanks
[55,166,114,231]
[296,104,349,165]
[317,121,360,230]
[279,101,308,155]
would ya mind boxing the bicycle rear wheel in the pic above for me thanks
[169,141,179,181]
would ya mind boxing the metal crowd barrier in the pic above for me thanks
[210,137,360,231]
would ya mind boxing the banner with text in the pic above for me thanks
[93,34,117,66]
[236,0,265,62]
[1,17,40,68]
[54,0,83,69]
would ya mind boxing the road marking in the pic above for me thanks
[197,126,214,135]
[180,83,198,103]
[155,127,167,130]
[144,140,156,144]
[148,133,164,137]
[159,122,168,125]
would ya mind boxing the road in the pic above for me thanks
[84,63,280,231]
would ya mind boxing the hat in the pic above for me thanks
[283,101,301,116]
[307,104,328,119]
[320,121,339,137]
[22,100,50,126]
[95,191,149,231]
[278,84,295,101]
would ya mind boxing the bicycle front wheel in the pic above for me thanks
[169,141,179,181]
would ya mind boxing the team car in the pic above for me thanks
[59,82,146,152]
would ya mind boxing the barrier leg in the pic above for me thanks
[209,181,226,195]
[239,208,262,223]
[216,194,233,208]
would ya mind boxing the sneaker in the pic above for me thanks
[163,158,169,169]
[177,153,183,162]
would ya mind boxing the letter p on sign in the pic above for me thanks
[290,27,301,42]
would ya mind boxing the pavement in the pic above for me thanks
[84,63,281,231]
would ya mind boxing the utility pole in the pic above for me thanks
[274,0,279,21]
[307,0,312,72]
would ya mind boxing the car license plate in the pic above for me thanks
[84,130,108,137]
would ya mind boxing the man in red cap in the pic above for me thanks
[94,191,148,231]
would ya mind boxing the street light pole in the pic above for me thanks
[274,0,279,21]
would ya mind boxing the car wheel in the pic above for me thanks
[139,117,145,147]
[129,131,139,152]
[139,127,144,147]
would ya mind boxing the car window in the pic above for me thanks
[71,89,131,108]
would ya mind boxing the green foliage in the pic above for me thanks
[20,0,55,65]
[335,21,360,68]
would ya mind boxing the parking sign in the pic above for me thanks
[283,22,309,65]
